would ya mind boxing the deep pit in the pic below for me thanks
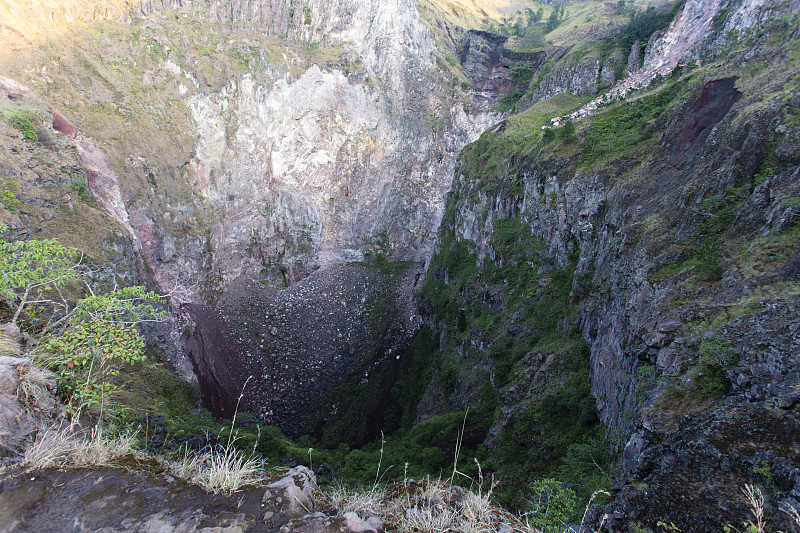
[186,262,422,446]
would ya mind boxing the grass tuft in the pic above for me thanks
[22,423,140,469]
[322,474,527,533]
[167,441,267,494]
[16,361,58,417]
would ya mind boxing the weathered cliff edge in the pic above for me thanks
[0,0,505,435]
[414,0,800,529]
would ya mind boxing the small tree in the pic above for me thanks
[527,478,577,533]
[42,286,165,414]
[1,228,166,415]
[0,238,80,326]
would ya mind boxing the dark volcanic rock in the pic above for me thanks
[186,262,420,446]
[185,304,251,419]
[0,464,362,533]
[673,77,741,156]
[605,406,800,533]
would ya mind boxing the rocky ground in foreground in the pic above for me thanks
[1,464,342,533]
[1,459,532,533]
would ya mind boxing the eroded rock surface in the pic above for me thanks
[413,0,800,526]
[0,463,364,533]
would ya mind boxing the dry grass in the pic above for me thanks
[0,334,18,356]
[323,475,531,533]
[167,441,267,495]
[743,484,765,533]
[22,423,139,469]
[781,500,800,527]
[321,413,535,532]
[325,483,387,518]
[16,360,58,417]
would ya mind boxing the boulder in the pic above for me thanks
[263,466,317,525]
[0,392,37,455]
[0,364,19,395]
[344,512,384,533]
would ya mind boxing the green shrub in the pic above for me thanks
[698,337,736,366]
[546,4,565,33]
[4,107,39,141]
[558,120,576,143]
[691,360,730,400]
[527,478,577,533]
[694,237,723,282]
[691,337,735,400]
[1,189,19,212]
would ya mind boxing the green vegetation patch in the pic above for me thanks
[402,173,608,514]
[1,103,42,141]
[1,179,21,212]
[461,93,589,187]
[580,80,680,167]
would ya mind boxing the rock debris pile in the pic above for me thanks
[186,262,421,444]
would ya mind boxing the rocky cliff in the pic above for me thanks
[0,0,498,299]
[0,0,503,438]
[410,0,800,528]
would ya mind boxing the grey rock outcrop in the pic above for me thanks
[458,30,546,109]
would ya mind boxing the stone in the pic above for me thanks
[343,512,383,532]
[0,392,37,453]
[656,349,675,371]
[622,432,648,474]
[0,365,19,395]
[156,234,176,263]
[658,320,682,333]
[265,466,316,518]
[647,332,668,348]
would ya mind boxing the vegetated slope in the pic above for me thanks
[404,0,800,529]
[2,0,798,530]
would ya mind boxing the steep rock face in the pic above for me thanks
[0,0,498,302]
[413,0,800,526]
[458,30,545,109]
[0,1,503,411]
[527,58,603,104]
